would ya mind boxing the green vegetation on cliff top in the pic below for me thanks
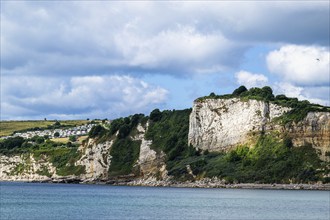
[197,85,330,124]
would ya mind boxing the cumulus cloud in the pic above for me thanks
[1,2,329,119]
[274,82,330,106]
[235,71,268,88]
[267,45,330,86]
[1,75,168,120]
[114,25,233,74]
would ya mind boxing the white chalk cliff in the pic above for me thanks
[1,97,329,182]
[188,98,330,160]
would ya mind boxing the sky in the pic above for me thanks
[1,1,329,120]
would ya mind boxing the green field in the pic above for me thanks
[0,120,89,137]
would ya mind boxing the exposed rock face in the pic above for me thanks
[134,123,168,180]
[287,112,330,161]
[1,98,329,182]
[188,98,330,161]
[0,154,56,181]
[188,98,291,151]
[75,139,113,181]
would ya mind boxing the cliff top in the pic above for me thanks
[195,86,329,124]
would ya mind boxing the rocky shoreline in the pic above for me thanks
[2,177,330,190]
[119,179,330,190]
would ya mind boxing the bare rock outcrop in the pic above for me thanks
[0,154,56,181]
[188,98,330,161]
[188,98,291,151]
[135,123,168,180]
[75,139,113,181]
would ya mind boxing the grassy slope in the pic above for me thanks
[0,120,89,137]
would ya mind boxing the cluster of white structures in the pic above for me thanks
[8,124,96,139]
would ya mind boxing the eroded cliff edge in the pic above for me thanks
[188,98,330,161]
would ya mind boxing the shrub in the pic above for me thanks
[88,125,106,138]
[149,109,162,122]
[232,86,247,96]
[69,135,77,142]
[108,138,141,176]
[54,132,60,137]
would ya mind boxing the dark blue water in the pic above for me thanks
[0,182,329,220]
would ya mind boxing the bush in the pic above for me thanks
[88,125,106,138]
[0,137,25,152]
[232,86,247,96]
[108,138,141,176]
[149,109,162,122]
[54,132,60,137]
[69,135,77,142]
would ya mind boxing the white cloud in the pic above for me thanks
[114,25,234,74]
[1,2,329,119]
[1,2,328,77]
[267,45,330,86]
[235,71,268,88]
[1,75,169,120]
[274,82,330,106]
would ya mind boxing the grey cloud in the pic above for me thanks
[2,1,329,78]
[1,75,169,120]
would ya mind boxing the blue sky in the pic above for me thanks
[1,1,329,120]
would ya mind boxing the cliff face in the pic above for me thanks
[75,139,113,181]
[188,98,330,160]
[287,112,330,161]
[188,98,291,151]
[134,123,168,180]
[0,122,168,182]
[0,154,56,181]
[1,97,329,183]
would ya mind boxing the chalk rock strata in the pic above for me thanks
[0,154,56,181]
[286,112,330,161]
[188,98,291,151]
[75,139,113,181]
[188,98,330,160]
[134,124,168,180]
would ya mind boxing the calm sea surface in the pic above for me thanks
[0,182,329,220]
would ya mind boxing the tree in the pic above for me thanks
[69,135,77,142]
[209,92,216,97]
[0,137,25,150]
[261,86,274,100]
[89,125,105,138]
[53,121,61,128]
[36,136,45,144]
[118,124,130,139]
[275,94,289,101]
[232,86,247,96]
[54,132,60,138]
[150,109,162,122]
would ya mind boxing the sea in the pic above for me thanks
[0,182,329,220]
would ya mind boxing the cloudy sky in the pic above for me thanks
[1,1,329,120]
